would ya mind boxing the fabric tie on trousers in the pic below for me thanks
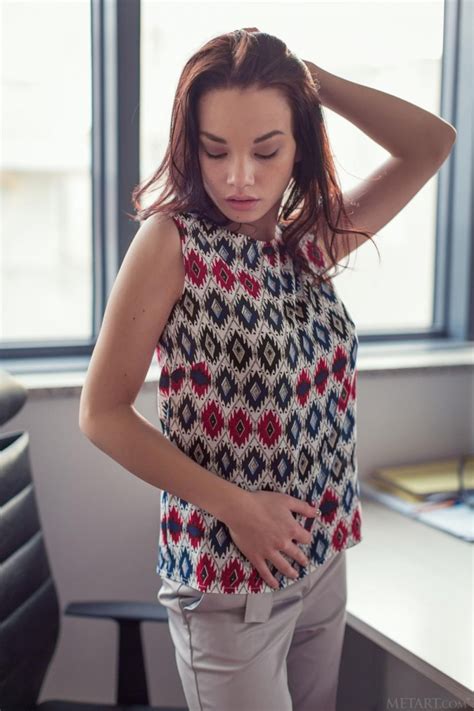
[244,591,274,623]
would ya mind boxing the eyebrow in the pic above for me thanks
[199,130,285,145]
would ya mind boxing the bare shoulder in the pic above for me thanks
[145,210,176,229]
[134,211,185,303]
[140,210,178,238]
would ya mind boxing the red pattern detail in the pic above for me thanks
[238,270,261,298]
[170,365,186,393]
[319,488,339,525]
[190,361,211,397]
[185,248,207,287]
[187,510,206,548]
[228,408,253,446]
[351,505,362,541]
[332,344,348,382]
[314,358,330,395]
[220,558,247,593]
[167,505,184,544]
[195,553,218,591]
[296,369,312,406]
[213,258,237,292]
[257,410,282,446]
[201,400,225,439]
[331,519,349,551]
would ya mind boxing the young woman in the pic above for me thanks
[79,28,456,711]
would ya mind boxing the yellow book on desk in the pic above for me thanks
[371,456,474,501]
[367,476,422,503]
[360,468,474,543]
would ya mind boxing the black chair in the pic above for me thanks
[0,369,187,711]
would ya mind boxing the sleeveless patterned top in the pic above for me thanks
[155,210,363,594]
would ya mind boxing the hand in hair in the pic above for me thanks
[302,59,321,95]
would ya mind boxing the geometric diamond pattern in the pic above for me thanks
[155,211,363,593]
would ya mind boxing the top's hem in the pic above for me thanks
[156,538,361,595]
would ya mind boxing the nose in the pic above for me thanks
[227,156,256,189]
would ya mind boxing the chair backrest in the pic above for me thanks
[0,369,61,706]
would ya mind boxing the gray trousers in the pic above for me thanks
[157,549,347,711]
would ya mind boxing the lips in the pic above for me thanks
[227,195,258,201]
[226,197,260,211]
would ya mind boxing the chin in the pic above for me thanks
[221,204,262,222]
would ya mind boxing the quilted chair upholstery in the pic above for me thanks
[0,369,187,711]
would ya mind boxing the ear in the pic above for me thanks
[294,146,302,163]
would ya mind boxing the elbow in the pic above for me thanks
[78,401,96,439]
[437,126,457,160]
[78,388,100,438]
[79,415,104,447]
[78,401,131,441]
[79,412,94,440]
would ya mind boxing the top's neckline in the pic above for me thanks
[192,213,284,247]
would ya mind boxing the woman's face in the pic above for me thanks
[197,86,301,241]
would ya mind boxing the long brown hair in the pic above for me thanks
[128,29,377,286]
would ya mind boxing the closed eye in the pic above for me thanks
[203,150,279,160]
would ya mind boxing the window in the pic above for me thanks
[1,0,470,371]
[1,0,92,346]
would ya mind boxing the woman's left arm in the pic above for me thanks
[300,61,457,262]
[304,61,456,160]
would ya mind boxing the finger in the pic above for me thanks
[288,495,318,518]
[290,524,313,546]
[296,525,313,545]
[256,560,280,589]
[286,542,310,567]
[270,551,301,580]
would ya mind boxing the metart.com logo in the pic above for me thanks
[386,698,473,710]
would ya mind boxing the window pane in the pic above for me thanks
[141,0,445,333]
[1,0,92,343]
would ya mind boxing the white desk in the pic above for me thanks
[346,497,473,707]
